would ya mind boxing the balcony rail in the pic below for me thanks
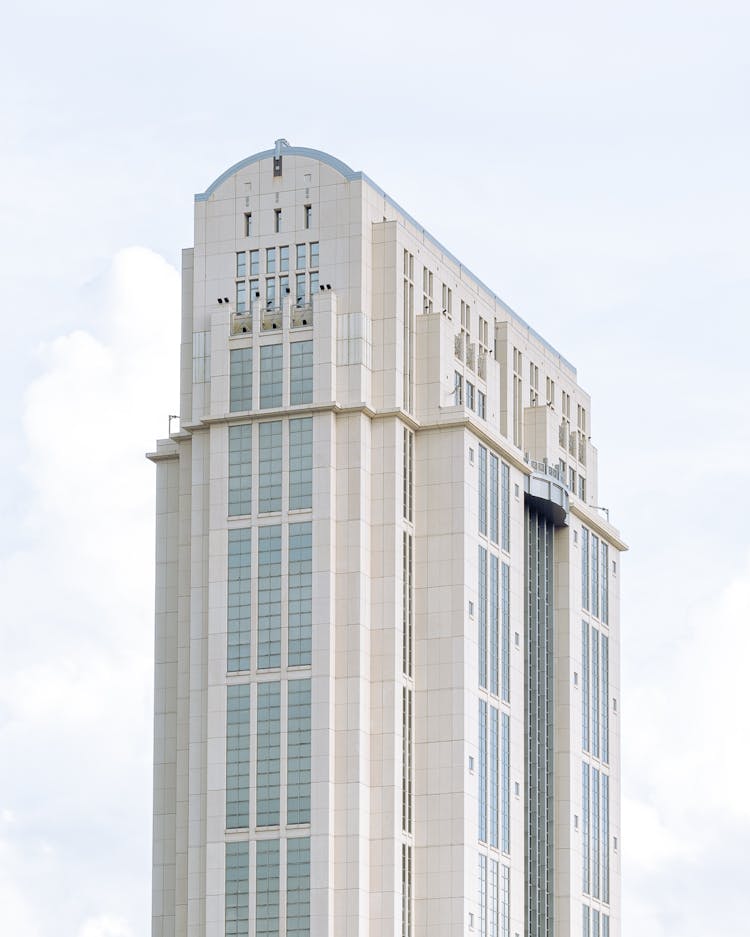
[231,312,253,335]
[525,457,569,488]
[232,303,313,335]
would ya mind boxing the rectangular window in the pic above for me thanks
[501,563,510,703]
[236,279,247,314]
[192,330,210,384]
[489,706,499,848]
[582,762,590,894]
[479,700,487,842]
[401,843,413,937]
[295,272,306,306]
[250,279,259,307]
[304,204,312,229]
[582,528,590,610]
[602,772,610,904]
[280,245,289,272]
[478,546,487,688]
[489,454,499,544]
[257,526,282,669]
[250,250,260,275]
[466,381,475,410]
[601,635,609,764]
[289,417,313,510]
[296,243,306,270]
[288,521,312,667]
[228,424,252,516]
[477,391,486,419]
[287,837,311,937]
[279,274,289,302]
[478,446,487,535]
[592,767,600,899]
[244,213,253,237]
[591,534,600,618]
[309,270,319,296]
[602,914,609,937]
[501,711,510,854]
[489,555,499,697]
[258,421,282,513]
[479,854,487,937]
[226,683,250,828]
[402,686,413,833]
[256,682,281,825]
[582,622,590,753]
[489,858,499,937]
[265,277,276,308]
[403,428,414,522]
[287,679,312,824]
[593,910,600,937]
[290,341,313,405]
[501,865,510,937]
[501,462,510,552]
[259,344,283,409]
[229,347,253,412]
[227,528,252,671]
[266,247,276,274]
[255,838,280,936]
[454,371,463,405]
[583,905,590,937]
[236,251,247,277]
[310,241,319,268]
[592,629,600,759]
[274,208,281,233]
[225,842,249,937]
[601,541,609,625]
[402,531,413,677]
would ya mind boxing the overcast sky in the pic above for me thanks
[1,2,748,935]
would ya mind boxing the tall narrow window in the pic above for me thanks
[310,241,319,268]
[227,528,252,671]
[236,251,247,277]
[593,910,600,937]
[501,462,510,552]
[602,772,610,904]
[501,712,510,854]
[244,213,252,237]
[274,208,281,233]
[295,272,306,306]
[591,535,600,618]
[582,622,590,753]
[255,838,280,936]
[304,204,312,229]
[501,865,510,937]
[489,859,499,937]
[403,250,415,412]
[402,532,413,677]
[592,768,600,899]
[256,682,281,825]
[225,842,249,937]
[601,635,609,764]
[601,542,609,625]
[489,454,499,544]
[582,906,590,937]
[479,700,487,842]
[258,421,282,513]
[226,684,250,828]
[582,527,590,610]
[454,371,463,405]
[289,417,313,510]
[236,280,247,314]
[402,843,413,937]
[403,428,414,522]
[287,679,312,824]
[228,424,252,516]
[402,686,413,833]
[478,446,487,535]
[250,250,260,275]
[296,243,306,269]
[501,563,510,703]
[279,245,289,272]
[257,526,282,668]
[259,344,283,409]
[479,854,487,936]
[582,762,590,894]
[287,837,311,937]
[290,340,313,405]
[489,555,499,697]
[489,706,499,848]
[288,521,312,666]
[478,547,487,688]
[266,247,276,274]
[229,347,253,412]
[591,629,600,759]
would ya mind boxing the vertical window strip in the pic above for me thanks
[601,635,609,765]
[489,858,499,937]
[230,347,253,412]
[228,424,252,516]
[287,679,312,824]
[501,865,510,937]
[257,526,282,669]
[582,528,589,610]
[601,542,609,625]
[501,712,510,854]
[501,462,510,552]
[402,532,414,678]
[479,854,487,937]
[582,905,590,937]
[258,421,283,513]
[287,837,311,937]
[402,428,414,522]
[289,417,313,510]
[479,700,487,842]
[591,629,600,759]
[256,681,281,826]
[226,684,250,828]
[490,556,499,697]
[192,330,210,384]
[582,763,590,894]
[501,563,510,703]
[582,622,590,753]
[289,340,313,405]
[227,528,252,671]
[288,521,312,667]
[406,688,413,832]
[255,838,280,937]
[489,454,499,544]
[602,773,610,904]
[401,843,413,937]
[591,535,600,618]
[225,842,249,937]
[489,707,499,848]
[479,446,488,535]
[602,914,609,937]
[593,909,600,937]
[479,547,488,688]
[259,344,283,409]
[592,768,600,899]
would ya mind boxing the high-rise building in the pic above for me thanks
[148,140,625,937]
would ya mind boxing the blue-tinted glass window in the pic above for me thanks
[226,684,250,828]
[287,679,312,825]
[289,417,313,510]
[256,682,281,825]
[257,525,281,668]
[259,344,283,409]
[228,424,252,516]
[255,838,280,936]
[290,341,313,405]
[227,528,251,671]
[288,522,312,666]
[230,348,253,412]
[258,421,282,513]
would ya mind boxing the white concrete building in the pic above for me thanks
[148,140,626,937]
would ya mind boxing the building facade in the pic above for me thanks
[148,141,625,937]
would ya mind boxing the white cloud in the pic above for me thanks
[77,915,135,937]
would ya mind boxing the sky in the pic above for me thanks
[1,1,749,934]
